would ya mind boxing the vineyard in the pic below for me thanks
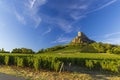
[0,53,120,73]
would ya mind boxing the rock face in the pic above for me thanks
[72,32,95,44]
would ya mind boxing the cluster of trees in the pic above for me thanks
[78,42,120,54]
[1,42,120,54]
[79,42,113,53]
[0,48,10,53]
[11,48,35,54]
[0,48,35,54]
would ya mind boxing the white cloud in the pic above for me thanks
[78,5,88,9]
[34,16,42,28]
[52,37,71,43]
[30,0,36,8]
[42,28,52,36]
[103,38,120,44]
[39,14,74,33]
[29,0,46,28]
[13,0,118,32]
[14,11,26,25]
[69,0,117,20]
[28,0,47,9]
[57,20,73,33]
[96,0,117,10]
[70,4,88,10]
[21,0,47,28]
[52,35,72,43]
[87,0,117,14]
[101,31,120,44]
[105,32,120,38]
[70,14,86,20]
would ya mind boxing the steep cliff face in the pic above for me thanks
[72,32,95,44]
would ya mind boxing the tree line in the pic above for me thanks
[1,42,120,54]
[0,48,35,54]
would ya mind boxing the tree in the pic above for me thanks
[112,46,120,54]
[11,48,35,54]
[91,42,105,53]
[37,49,45,53]
[0,48,10,53]
[11,48,22,53]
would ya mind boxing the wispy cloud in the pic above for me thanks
[28,0,47,9]
[13,0,47,28]
[102,31,120,44]
[105,32,120,38]
[103,38,120,44]
[42,28,52,36]
[52,35,72,43]
[14,11,26,25]
[95,0,117,10]
[12,0,118,33]
[87,0,117,14]
[70,15,86,20]
[57,19,73,33]
[39,0,117,33]
[29,0,36,8]
[69,4,88,10]
[39,14,74,33]
[52,37,71,43]
[25,0,47,28]
[34,16,42,28]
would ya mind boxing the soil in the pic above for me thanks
[0,73,25,80]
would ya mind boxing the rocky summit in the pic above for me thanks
[72,32,95,44]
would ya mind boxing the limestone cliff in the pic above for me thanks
[72,32,95,44]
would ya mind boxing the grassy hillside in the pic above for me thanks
[38,42,120,54]
[53,45,82,53]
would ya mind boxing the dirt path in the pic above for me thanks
[0,73,26,80]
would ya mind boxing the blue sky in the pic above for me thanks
[0,0,120,51]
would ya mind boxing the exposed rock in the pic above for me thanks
[72,32,95,44]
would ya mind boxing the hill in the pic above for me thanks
[38,32,120,54]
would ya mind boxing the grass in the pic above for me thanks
[0,65,120,80]
[36,52,120,59]
[0,65,93,80]
[53,45,82,53]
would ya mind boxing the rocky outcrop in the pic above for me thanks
[72,32,95,44]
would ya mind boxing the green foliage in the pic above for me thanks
[37,45,68,53]
[4,56,9,65]
[100,60,119,72]
[37,49,45,53]
[54,61,61,72]
[80,44,98,53]
[1,51,120,73]
[16,57,24,67]
[91,42,106,53]
[0,48,10,53]
[11,48,35,54]
[11,48,22,53]
[85,60,94,69]
[37,42,118,54]
[0,55,5,64]
[106,50,112,54]
[112,46,120,54]
[33,58,40,70]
